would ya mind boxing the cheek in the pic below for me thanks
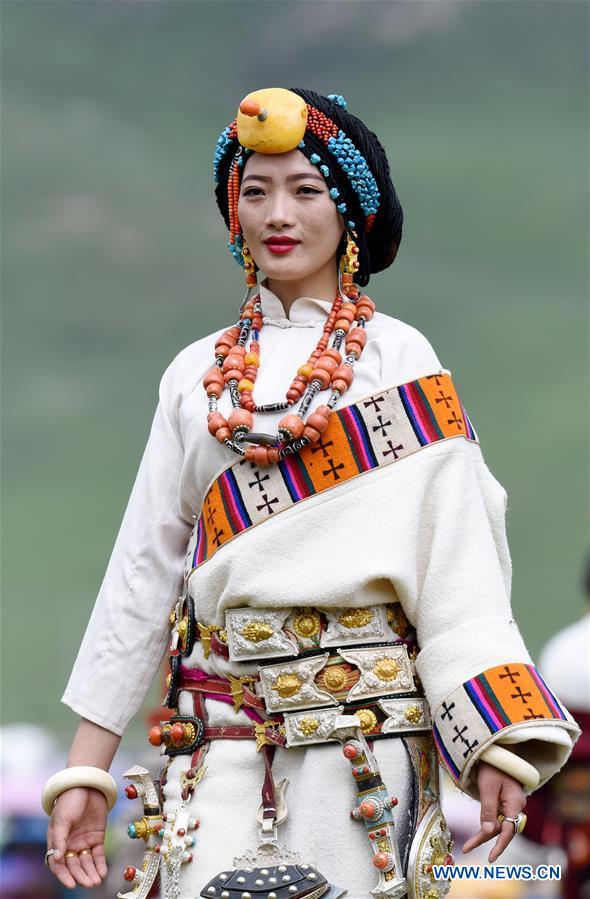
[237,198,258,236]
[236,197,248,228]
[305,204,343,248]
[312,200,341,232]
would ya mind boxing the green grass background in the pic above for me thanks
[2,0,588,752]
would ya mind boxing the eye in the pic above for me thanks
[241,185,323,197]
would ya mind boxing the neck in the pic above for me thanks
[264,260,338,317]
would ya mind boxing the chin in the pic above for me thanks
[264,265,304,281]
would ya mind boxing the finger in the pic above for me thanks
[479,775,502,836]
[49,818,70,865]
[488,819,517,862]
[91,844,108,878]
[462,820,502,854]
[65,854,95,888]
[488,786,526,863]
[47,855,77,890]
[463,771,503,853]
[78,849,102,886]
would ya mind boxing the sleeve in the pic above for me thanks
[61,356,194,736]
[404,434,581,801]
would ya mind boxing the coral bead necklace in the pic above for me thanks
[202,238,375,467]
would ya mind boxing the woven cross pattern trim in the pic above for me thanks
[186,370,478,574]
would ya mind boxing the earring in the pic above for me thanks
[241,240,258,289]
[338,232,360,300]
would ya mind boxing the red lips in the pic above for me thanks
[263,236,300,246]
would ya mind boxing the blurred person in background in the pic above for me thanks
[523,551,590,899]
[41,88,580,899]
[1,726,80,898]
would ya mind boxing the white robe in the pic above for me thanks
[61,281,580,897]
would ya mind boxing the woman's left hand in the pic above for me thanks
[462,761,527,862]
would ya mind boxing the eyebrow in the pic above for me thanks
[241,172,326,185]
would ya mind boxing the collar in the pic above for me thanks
[258,280,333,328]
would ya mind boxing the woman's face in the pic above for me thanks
[237,148,345,282]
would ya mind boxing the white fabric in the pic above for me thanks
[61,280,579,895]
[61,281,445,733]
[161,695,416,899]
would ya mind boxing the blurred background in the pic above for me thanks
[1,1,588,896]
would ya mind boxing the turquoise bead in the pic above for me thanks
[327,93,348,109]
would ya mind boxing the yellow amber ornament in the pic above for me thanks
[237,88,308,154]
[241,620,274,642]
[356,708,378,734]
[227,673,258,713]
[374,657,401,682]
[404,705,423,724]
[292,608,321,638]
[322,666,348,691]
[339,608,374,629]
[339,232,360,275]
[297,717,320,735]
[197,621,220,659]
[272,673,303,698]
[254,719,282,751]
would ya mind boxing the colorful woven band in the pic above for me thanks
[433,663,576,784]
[185,370,478,578]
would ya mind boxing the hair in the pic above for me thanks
[214,88,404,288]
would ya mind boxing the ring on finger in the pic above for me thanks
[64,850,79,858]
[497,812,527,834]
[79,848,92,856]
[44,849,55,867]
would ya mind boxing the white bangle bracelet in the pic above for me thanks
[41,766,118,816]
[480,745,540,791]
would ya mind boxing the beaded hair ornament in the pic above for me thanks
[205,87,379,468]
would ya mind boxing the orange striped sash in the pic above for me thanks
[185,370,478,575]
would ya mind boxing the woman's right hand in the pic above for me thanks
[46,786,109,888]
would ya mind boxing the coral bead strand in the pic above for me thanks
[202,282,375,465]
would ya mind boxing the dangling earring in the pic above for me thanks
[338,231,360,301]
[241,240,258,289]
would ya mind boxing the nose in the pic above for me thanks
[264,189,296,230]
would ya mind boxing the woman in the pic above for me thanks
[43,88,580,899]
